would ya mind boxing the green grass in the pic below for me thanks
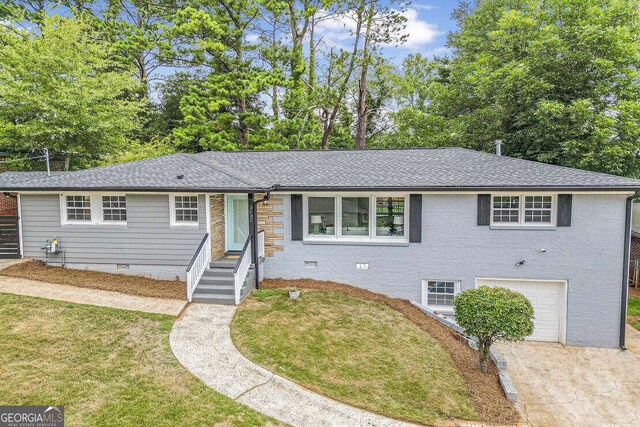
[0,293,277,427]
[231,288,478,425]
[629,294,640,331]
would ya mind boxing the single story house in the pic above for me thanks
[0,147,638,349]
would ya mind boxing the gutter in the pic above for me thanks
[620,193,637,350]
[250,186,276,289]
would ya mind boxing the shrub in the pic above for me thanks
[454,286,534,373]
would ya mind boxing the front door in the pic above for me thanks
[226,195,249,251]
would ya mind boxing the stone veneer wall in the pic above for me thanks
[210,194,226,260]
[256,195,284,257]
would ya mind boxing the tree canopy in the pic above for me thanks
[1,0,639,176]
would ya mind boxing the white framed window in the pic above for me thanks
[491,194,556,226]
[61,193,127,225]
[422,280,461,308]
[102,195,127,222]
[170,194,199,226]
[303,194,409,242]
[64,195,92,222]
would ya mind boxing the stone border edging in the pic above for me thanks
[411,302,519,403]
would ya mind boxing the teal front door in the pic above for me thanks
[226,195,249,251]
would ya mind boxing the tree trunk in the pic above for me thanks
[478,339,491,374]
[355,6,374,150]
[320,2,365,149]
[64,155,70,171]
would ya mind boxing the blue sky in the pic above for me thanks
[315,1,460,62]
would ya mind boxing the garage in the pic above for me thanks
[476,278,567,344]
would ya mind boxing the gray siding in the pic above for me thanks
[264,193,627,348]
[21,194,207,270]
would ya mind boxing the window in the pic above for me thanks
[375,196,405,237]
[524,196,552,223]
[173,195,199,224]
[341,197,370,236]
[308,197,335,236]
[492,196,520,223]
[491,194,555,226]
[65,196,91,221]
[424,280,460,307]
[303,194,409,242]
[102,196,127,222]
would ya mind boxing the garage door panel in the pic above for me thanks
[476,279,566,343]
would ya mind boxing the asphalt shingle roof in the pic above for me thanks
[1,148,639,192]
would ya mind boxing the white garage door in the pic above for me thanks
[476,279,566,343]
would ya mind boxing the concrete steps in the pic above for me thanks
[191,255,254,305]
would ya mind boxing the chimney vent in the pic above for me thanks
[494,140,503,156]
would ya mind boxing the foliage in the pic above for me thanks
[100,138,176,165]
[2,0,640,178]
[0,15,144,169]
[400,0,640,176]
[454,286,534,373]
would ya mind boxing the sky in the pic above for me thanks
[313,1,460,63]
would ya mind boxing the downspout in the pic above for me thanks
[620,193,638,350]
[251,187,275,290]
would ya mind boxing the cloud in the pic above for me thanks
[313,8,440,51]
[398,8,440,49]
[412,3,437,11]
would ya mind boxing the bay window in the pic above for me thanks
[304,194,408,242]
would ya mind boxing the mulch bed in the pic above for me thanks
[1,260,186,300]
[629,286,640,299]
[260,278,521,425]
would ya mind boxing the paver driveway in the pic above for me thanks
[496,328,640,426]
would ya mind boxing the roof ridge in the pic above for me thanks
[180,153,263,188]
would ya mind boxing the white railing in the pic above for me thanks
[234,236,252,305]
[186,233,210,302]
[257,230,265,259]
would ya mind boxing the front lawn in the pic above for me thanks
[629,290,640,331]
[232,287,482,425]
[0,293,276,426]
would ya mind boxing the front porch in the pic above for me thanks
[186,193,280,305]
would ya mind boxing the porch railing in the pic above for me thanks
[186,233,210,302]
[234,235,252,305]
[257,230,265,259]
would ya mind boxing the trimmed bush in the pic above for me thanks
[454,286,534,373]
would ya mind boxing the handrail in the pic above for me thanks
[233,234,252,304]
[234,234,252,273]
[186,233,211,302]
[187,233,209,273]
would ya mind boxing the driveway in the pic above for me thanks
[496,328,640,426]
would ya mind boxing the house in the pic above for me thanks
[0,148,638,349]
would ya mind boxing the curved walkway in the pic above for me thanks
[170,303,413,427]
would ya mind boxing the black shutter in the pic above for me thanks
[477,194,491,225]
[291,194,303,240]
[557,194,572,227]
[409,194,422,243]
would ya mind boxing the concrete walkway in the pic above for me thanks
[496,328,640,426]
[0,275,186,316]
[170,304,413,427]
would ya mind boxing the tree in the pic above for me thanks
[453,286,534,374]
[421,0,640,176]
[0,15,143,169]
